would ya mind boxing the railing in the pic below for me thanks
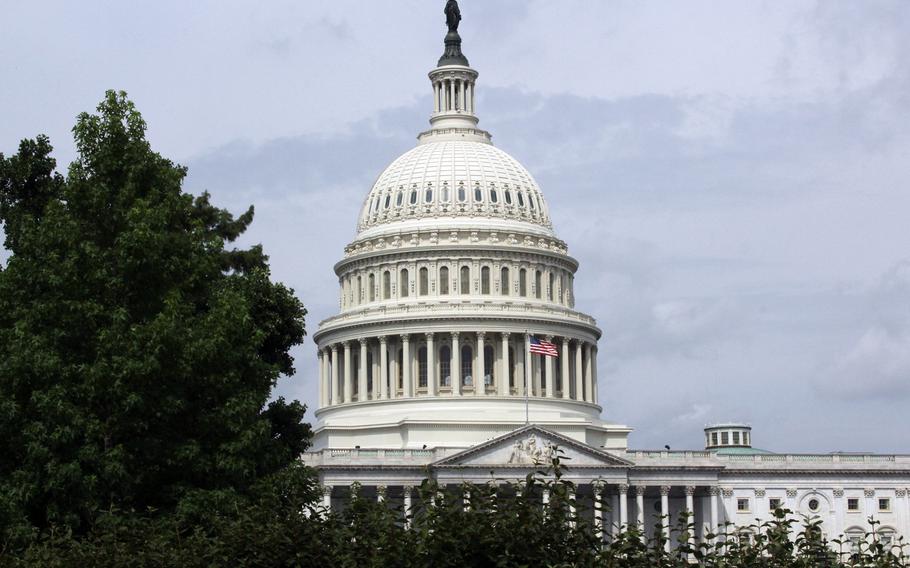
[625,451,906,465]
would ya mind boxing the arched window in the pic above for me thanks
[460,266,470,294]
[517,192,525,207]
[418,346,427,388]
[534,270,542,299]
[528,193,537,210]
[458,184,466,202]
[461,345,473,386]
[547,272,554,301]
[384,193,391,209]
[481,267,490,294]
[490,188,498,203]
[441,184,450,203]
[368,274,375,302]
[508,347,515,387]
[409,189,418,205]
[396,190,404,207]
[439,266,449,295]
[400,269,409,298]
[383,271,391,299]
[425,187,433,203]
[500,267,510,296]
[474,185,483,202]
[440,346,451,386]
[504,189,513,205]
[484,345,494,386]
[519,268,527,297]
[419,267,429,296]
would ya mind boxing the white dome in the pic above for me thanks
[356,139,555,238]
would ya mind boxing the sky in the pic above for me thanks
[2,0,909,453]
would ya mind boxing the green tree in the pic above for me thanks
[0,91,310,538]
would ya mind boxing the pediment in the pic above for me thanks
[433,425,632,468]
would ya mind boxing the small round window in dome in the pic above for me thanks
[808,498,820,512]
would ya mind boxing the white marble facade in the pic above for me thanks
[302,10,910,551]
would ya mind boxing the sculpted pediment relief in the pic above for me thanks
[433,426,632,468]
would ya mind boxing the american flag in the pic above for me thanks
[529,336,559,357]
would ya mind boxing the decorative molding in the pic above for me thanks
[618,483,629,494]
[635,485,647,497]
[659,485,671,497]
[864,488,876,498]
[833,488,844,498]
[685,486,696,497]
[896,488,907,498]
[722,488,734,498]
[754,489,766,498]
[709,487,720,497]
[786,488,798,498]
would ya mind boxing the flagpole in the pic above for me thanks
[524,330,530,426]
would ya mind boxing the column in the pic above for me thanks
[402,335,412,398]
[568,487,576,528]
[403,485,414,528]
[592,345,599,403]
[754,488,766,525]
[635,485,646,535]
[709,487,720,542]
[343,341,353,403]
[358,338,368,401]
[574,341,584,401]
[322,485,333,511]
[451,332,461,396]
[723,488,735,536]
[619,484,629,528]
[542,488,550,507]
[376,485,387,503]
[832,488,844,538]
[660,486,671,552]
[468,82,474,112]
[330,345,340,405]
[584,343,594,403]
[685,486,696,551]
[433,83,439,113]
[561,338,570,399]
[899,487,910,540]
[499,333,510,396]
[544,335,555,398]
[449,80,455,112]
[611,493,620,537]
[379,336,389,399]
[475,332,486,395]
[426,333,436,397]
[593,482,605,542]
[786,487,798,522]
[317,350,326,407]
[864,488,875,520]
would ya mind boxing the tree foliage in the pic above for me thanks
[0,91,309,540]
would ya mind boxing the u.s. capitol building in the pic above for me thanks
[303,2,910,550]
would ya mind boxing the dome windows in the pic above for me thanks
[419,267,429,296]
[500,267,510,295]
[460,266,470,294]
[481,267,491,294]
[441,184,450,203]
[439,266,450,295]
[384,194,391,209]
[517,192,525,207]
[458,184,466,203]
[490,188,498,203]
[424,186,433,204]
[474,185,482,203]
[409,188,418,206]
[396,190,404,207]
[400,269,409,297]
[504,189,513,205]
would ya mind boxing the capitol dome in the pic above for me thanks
[357,140,555,239]
[310,10,630,453]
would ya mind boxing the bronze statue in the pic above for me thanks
[445,0,461,33]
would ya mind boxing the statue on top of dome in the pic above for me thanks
[445,0,461,33]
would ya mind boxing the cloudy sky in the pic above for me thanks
[3,1,909,453]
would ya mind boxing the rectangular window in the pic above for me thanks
[769,498,782,511]
[879,498,891,511]
[847,498,860,511]
[737,498,750,512]
[711,432,718,446]
[733,432,740,445]
[721,432,729,445]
